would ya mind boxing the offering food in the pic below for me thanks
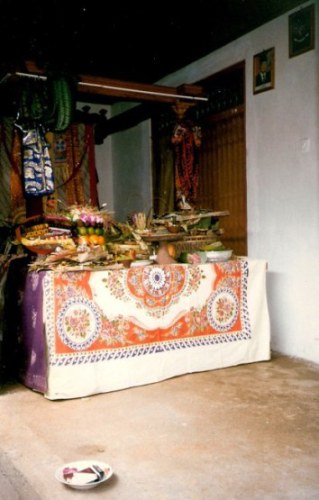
[55,460,113,490]
[16,204,231,270]
[63,465,101,484]
[178,251,205,264]
[200,241,226,252]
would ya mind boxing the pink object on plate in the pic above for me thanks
[55,460,113,490]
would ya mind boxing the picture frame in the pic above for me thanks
[253,47,275,95]
[289,4,315,57]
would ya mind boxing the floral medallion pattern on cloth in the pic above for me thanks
[207,288,239,331]
[57,297,102,350]
[43,260,251,367]
[103,264,203,316]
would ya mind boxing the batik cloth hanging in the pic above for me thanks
[171,120,201,206]
[45,123,98,212]
[0,120,99,221]
[21,126,54,197]
[0,120,27,223]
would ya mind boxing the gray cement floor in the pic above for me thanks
[0,352,318,500]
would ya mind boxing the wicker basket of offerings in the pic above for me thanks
[15,215,76,254]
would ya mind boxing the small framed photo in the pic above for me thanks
[289,4,315,57]
[253,48,275,95]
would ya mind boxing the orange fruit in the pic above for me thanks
[97,235,105,245]
[78,235,90,245]
[89,234,100,246]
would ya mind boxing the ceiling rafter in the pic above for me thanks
[15,61,207,105]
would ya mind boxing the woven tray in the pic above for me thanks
[173,234,218,256]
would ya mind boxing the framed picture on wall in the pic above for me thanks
[289,4,315,57]
[253,47,275,94]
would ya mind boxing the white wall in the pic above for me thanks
[97,1,319,364]
[95,135,113,212]
[111,114,153,221]
[94,101,153,221]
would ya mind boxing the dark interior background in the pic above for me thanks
[0,0,306,88]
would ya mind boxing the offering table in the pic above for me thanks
[20,258,270,400]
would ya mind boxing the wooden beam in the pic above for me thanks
[93,103,157,139]
[23,61,207,104]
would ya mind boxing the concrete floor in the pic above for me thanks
[0,352,318,500]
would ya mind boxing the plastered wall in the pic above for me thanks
[95,1,319,364]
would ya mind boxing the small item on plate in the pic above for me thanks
[91,464,105,481]
[178,251,206,264]
[68,472,98,486]
[63,465,99,484]
[63,467,77,480]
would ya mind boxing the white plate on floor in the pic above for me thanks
[55,460,113,490]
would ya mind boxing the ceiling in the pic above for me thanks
[0,0,306,93]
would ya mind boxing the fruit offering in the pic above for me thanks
[69,207,107,247]
[76,216,105,246]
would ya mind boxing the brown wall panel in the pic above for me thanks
[197,106,247,255]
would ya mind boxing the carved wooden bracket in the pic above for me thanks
[171,101,196,120]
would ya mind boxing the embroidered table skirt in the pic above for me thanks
[21,258,270,400]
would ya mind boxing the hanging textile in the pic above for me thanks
[171,120,201,208]
[0,119,26,223]
[45,123,98,213]
[20,126,54,198]
[0,120,99,222]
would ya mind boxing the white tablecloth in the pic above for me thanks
[21,258,270,399]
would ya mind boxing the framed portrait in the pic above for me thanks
[253,47,275,95]
[289,4,315,57]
